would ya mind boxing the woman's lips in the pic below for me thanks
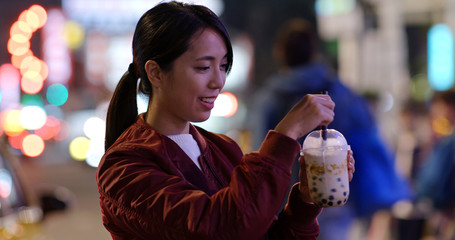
[200,97,216,103]
[199,97,216,109]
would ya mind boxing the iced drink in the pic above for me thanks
[303,145,350,207]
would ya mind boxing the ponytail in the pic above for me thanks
[105,64,139,151]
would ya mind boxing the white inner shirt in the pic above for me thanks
[167,134,202,170]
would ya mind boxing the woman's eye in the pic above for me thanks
[196,66,210,71]
[220,64,228,71]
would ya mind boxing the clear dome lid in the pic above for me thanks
[302,129,348,151]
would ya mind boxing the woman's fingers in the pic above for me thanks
[274,94,335,139]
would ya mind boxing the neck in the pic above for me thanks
[145,102,190,135]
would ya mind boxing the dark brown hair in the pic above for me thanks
[105,1,233,150]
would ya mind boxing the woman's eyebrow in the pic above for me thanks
[195,54,228,61]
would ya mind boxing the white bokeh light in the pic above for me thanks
[83,116,105,140]
[20,106,47,130]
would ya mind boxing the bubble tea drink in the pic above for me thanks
[301,129,350,207]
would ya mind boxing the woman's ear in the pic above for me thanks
[145,60,163,88]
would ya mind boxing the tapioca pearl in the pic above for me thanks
[312,176,317,180]
[329,195,334,200]
[318,193,323,198]
[343,192,347,196]
[322,199,328,204]
[340,184,345,188]
[328,202,333,206]
[331,188,336,192]
[337,200,342,205]
[312,187,318,193]
[318,177,323,182]
[313,182,317,186]
[337,177,341,182]
[343,198,347,203]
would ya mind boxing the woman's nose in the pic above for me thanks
[209,69,225,89]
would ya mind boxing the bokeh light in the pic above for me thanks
[0,169,13,198]
[0,64,21,90]
[21,74,44,94]
[428,23,454,91]
[63,21,85,50]
[43,9,72,85]
[212,92,239,117]
[22,134,45,157]
[83,117,105,140]
[2,109,25,137]
[69,137,90,161]
[20,106,47,130]
[46,83,69,106]
[8,131,28,150]
[21,94,44,106]
[10,21,32,41]
[35,116,61,140]
[432,117,453,137]
[7,38,30,56]
[11,50,33,69]
[28,4,48,29]
[86,139,104,168]
[315,0,356,16]
[4,4,52,158]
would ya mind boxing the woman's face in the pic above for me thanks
[156,28,228,127]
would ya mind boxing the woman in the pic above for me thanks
[97,2,354,239]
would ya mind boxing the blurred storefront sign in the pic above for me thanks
[427,23,454,91]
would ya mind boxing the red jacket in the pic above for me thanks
[97,114,321,239]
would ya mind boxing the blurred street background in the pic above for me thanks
[0,0,455,239]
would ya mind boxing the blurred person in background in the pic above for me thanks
[416,90,455,240]
[395,99,432,184]
[250,18,410,240]
[96,2,355,239]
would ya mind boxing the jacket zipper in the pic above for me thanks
[203,155,225,188]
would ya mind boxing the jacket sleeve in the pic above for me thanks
[97,131,319,239]
[268,183,322,239]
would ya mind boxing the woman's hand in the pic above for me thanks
[298,150,355,203]
[274,94,335,140]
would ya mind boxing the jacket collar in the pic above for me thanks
[137,113,209,155]
[136,114,218,194]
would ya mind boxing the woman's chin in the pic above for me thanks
[191,113,211,123]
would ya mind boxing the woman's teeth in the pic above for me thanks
[200,97,215,103]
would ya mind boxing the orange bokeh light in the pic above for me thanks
[8,131,28,150]
[7,38,30,56]
[11,50,33,69]
[29,5,47,29]
[39,60,49,80]
[20,56,40,74]
[10,21,32,40]
[21,134,45,157]
[221,92,239,117]
[21,75,44,94]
